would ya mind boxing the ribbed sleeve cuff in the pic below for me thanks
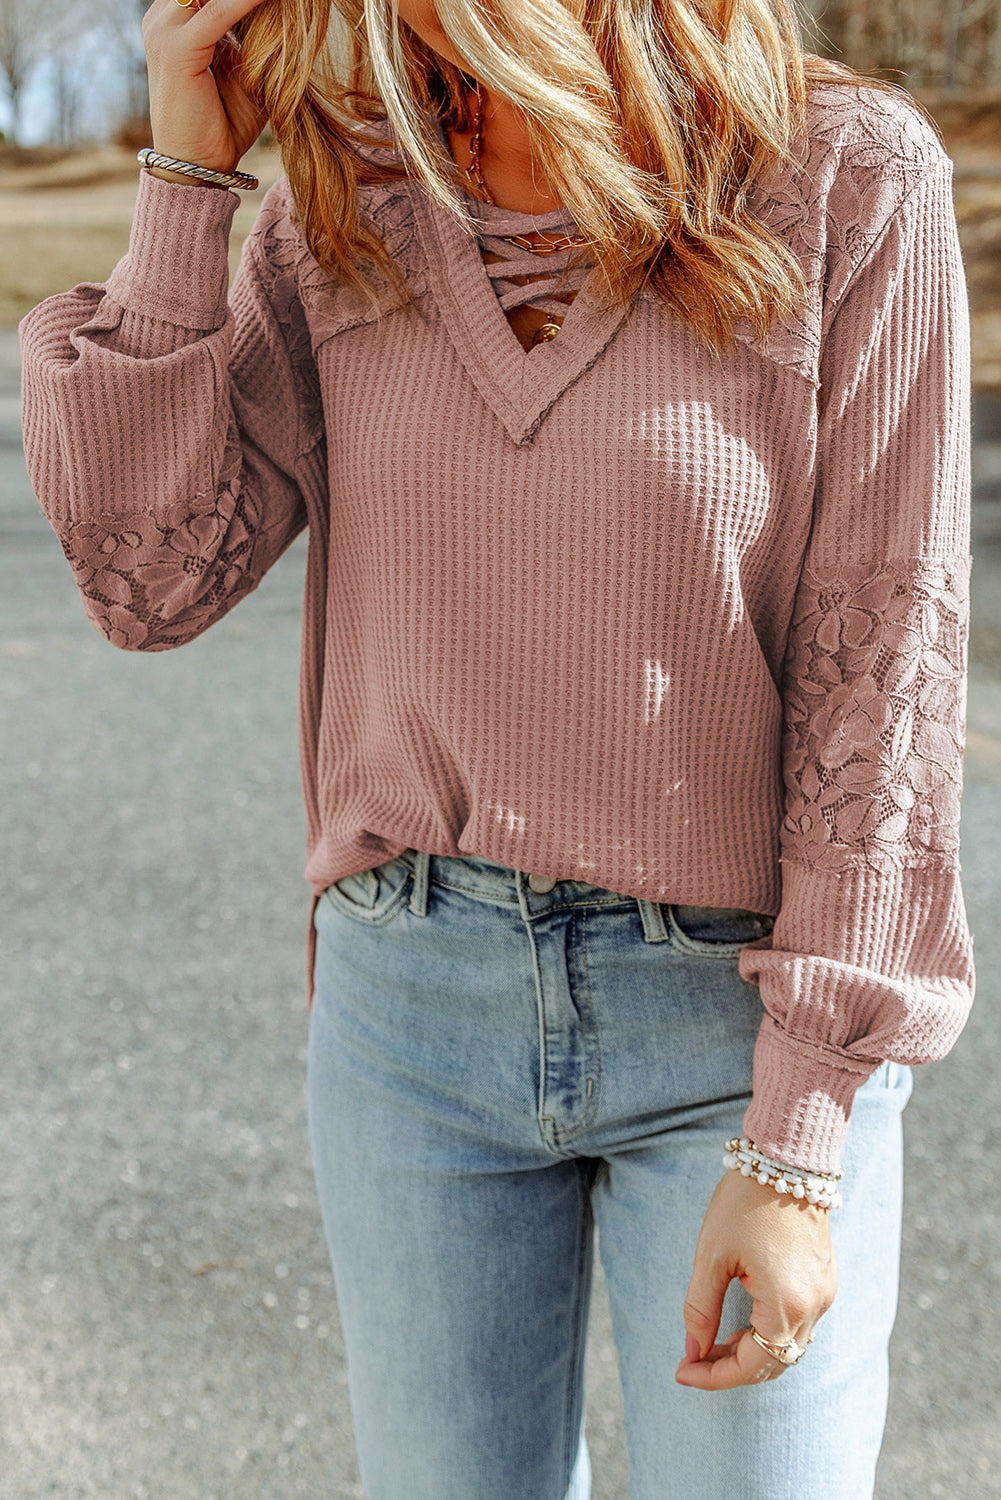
[740,1016,879,1177]
[104,168,241,331]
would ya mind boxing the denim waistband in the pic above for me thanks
[389,848,766,946]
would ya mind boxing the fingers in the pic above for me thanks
[154,0,268,25]
[675,1325,801,1391]
[678,1249,827,1391]
[148,0,268,44]
[144,0,273,172]
[676,1318,822,1391]
[676,1167,837,1392]
[681,1257,732,1365]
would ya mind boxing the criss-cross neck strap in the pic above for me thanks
[462,196,592,317]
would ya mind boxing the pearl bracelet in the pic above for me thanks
[723,1136,843,1209]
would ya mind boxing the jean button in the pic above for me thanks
[527,872,558,893]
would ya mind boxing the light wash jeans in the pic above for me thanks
[307,848,911,1500]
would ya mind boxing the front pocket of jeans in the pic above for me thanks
[320,856,413,927]
[665,903,775,958]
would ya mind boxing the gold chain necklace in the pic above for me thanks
[462,80,589,345]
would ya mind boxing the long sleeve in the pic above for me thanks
[737,153,976,1176]
[18,170,318,652]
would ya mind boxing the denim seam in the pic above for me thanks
[319,884,412,928]
[429,874,634,914]
[407,850,430,916]
[663,903,750,958]
[537,910,608,1154]
[562,1163,592,1493]
[579,907,602,1129]
[552,908,602,1144]
[526,905,555,1152]
[426,875,522,905]
[526,897,634,916]
[637,898,670,942]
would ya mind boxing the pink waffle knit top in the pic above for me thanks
[18,80,976,1175]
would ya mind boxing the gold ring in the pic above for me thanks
[749,1326,806,1366]
[174,0,203,9]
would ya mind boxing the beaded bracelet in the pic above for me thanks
[723,1136,844,1209]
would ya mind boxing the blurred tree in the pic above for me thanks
[100,0,154,146]
[50,52,81,142]
[0,0,42,144]
[126,0,154,128]
[798,0,1001,92]
[0,0,91,145]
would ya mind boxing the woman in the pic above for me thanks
[18,0,975,1494]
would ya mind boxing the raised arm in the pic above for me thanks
[19,0,323,651]
[18,169,324,651]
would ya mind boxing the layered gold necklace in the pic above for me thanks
[458,79,590,345]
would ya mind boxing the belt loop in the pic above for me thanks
[408,849,430,916]
[637,898,668,943]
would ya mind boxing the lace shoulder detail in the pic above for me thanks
[780,555,971,874]
[241,181,325,459]
[733,81,949,382]
[254,170,429,355]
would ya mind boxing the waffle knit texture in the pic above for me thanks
[18,80,975,1175]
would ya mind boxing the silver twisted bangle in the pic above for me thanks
[723,1136,844,1209]
[136,148,259,191]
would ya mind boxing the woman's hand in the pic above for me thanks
[143,0,273,180]
[675,1166,838,1390]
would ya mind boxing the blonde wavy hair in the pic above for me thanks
[232,0,935,351]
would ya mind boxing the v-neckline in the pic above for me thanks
[411,110,637,446]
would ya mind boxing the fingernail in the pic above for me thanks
[686,1333,700,1363]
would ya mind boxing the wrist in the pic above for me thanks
[146,166,229,190]
[722,1163,833,1222]
[723,1136,843,1209]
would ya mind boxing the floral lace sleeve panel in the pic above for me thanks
[19,174,320,652]
[781,554,970,874]
[736,156,976,1176]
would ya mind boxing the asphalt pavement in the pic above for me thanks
[2,323,1000,1500]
